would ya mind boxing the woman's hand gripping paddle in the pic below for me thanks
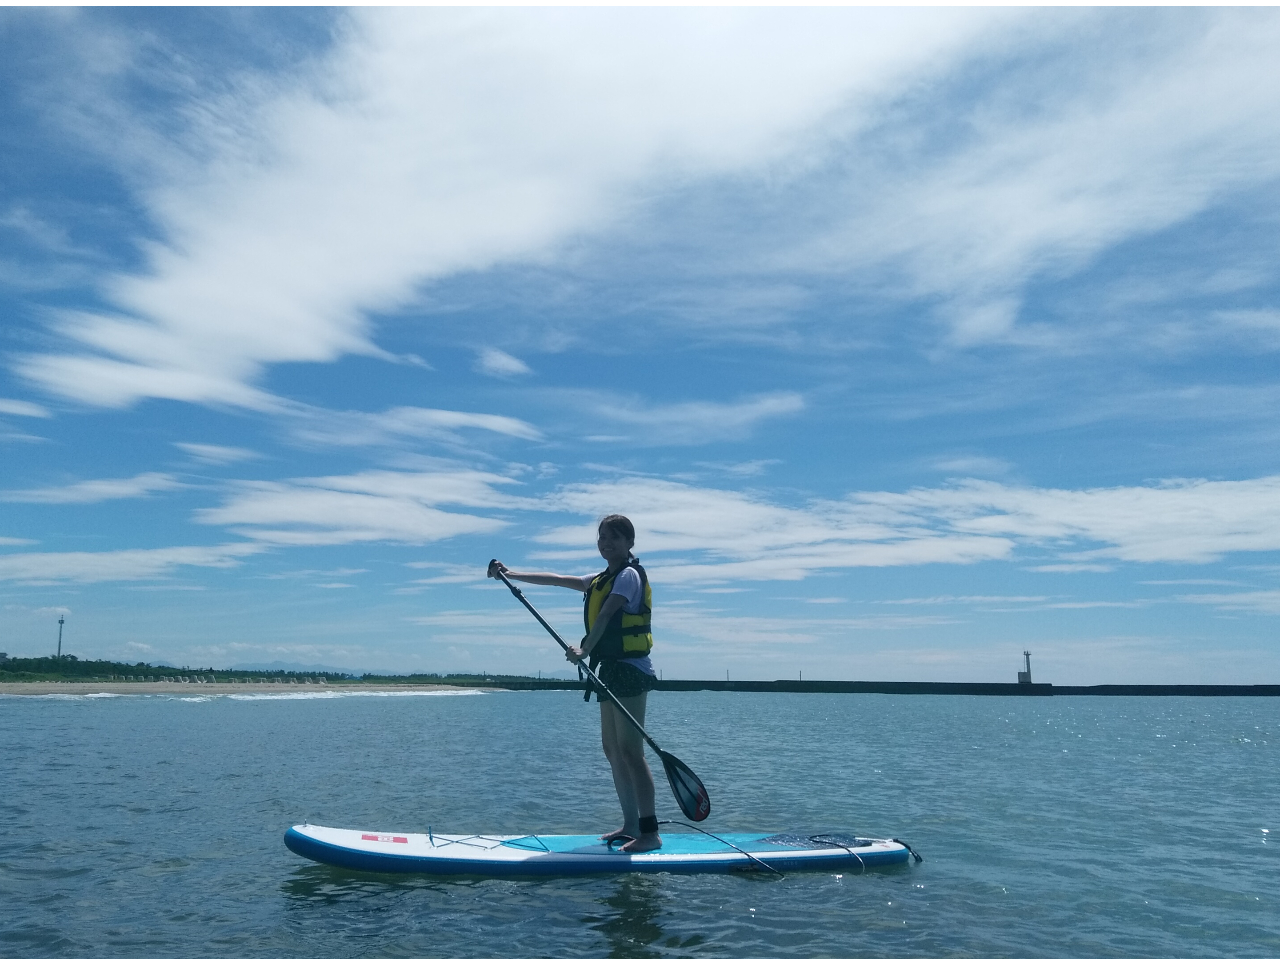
[488,559,711,822]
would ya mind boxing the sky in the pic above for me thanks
[3,6,1280,683]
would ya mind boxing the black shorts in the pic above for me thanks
[596,660,658,700]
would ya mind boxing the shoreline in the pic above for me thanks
[0,682,469,696]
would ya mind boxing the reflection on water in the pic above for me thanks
[586,874,666,959]
[280,863,448,905]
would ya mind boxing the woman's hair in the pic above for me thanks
[598,514,635,547]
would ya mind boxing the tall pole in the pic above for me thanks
[57,615,65,659]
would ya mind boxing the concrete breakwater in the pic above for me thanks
[14,677,1275,696]
[487,678,1280,696]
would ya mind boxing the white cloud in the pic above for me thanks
[563,391,804,445]
[656,607,958,649]
[536,476,1014,582]
[20,352,283,411]
[1028,564,1114,574]
[877,595,1049,606]
[930,456,1011,476]
[403,561,490,585]
[695,460,781,478]
[195,468,526,545]
[0,537,38,546]
[2,472,181,504]
[18,6,997,408]
[867,476,1280,564]
[0,398,51,418]
[534,473,1280,581]
[291,404,541,448]
[175,442,260,465]
[406,606,584,647]
[802,9,1280,344]
[476,348,531,378]
[0,205,93,258]
[0,543,262,584]
[1140,579,1240,586]
[1178,589,1280,615]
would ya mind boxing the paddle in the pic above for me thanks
[488,560,711,822]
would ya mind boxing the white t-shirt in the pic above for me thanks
[582,565,655,676]
[581,565,643,613]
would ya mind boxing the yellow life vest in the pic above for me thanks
[583,560,652,666]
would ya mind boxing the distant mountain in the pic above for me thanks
[231,660,355,676]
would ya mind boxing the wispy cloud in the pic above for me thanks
[536,476,1013,582]
[535,473,1280,581]
[571,391,804,445]
[180,465,1280,583]
[289,405,541,447]
[195,468,526,546]
[929,456,1011,476]
[403,561,490,585]
[2,472,182,504]
[1,205,97,259]
[877,595,1049,606]
[175,442,260,465]
[475,348,531,378]
[695,460,781,478]
[0,399,51,418]
[797,9,1280,344]
[866,476,1280,564]
[0,544,263,584]
[1178,589,1280,615]
[1028,564,1115,574]
[16,7,997,409]
[657,607,959,649]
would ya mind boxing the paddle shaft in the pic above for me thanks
[489,564,663,755]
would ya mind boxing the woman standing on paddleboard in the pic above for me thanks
[489,514,661,853]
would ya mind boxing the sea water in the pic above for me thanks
[1,689,1276,958]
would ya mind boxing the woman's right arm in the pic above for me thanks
[487,561,588,592]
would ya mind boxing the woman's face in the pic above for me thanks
[597,525,632,565]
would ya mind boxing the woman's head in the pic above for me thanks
[597,514,635,563]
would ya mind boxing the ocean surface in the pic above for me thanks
[2,689,1276,958]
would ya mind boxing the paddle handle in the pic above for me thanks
[488,560,661,754]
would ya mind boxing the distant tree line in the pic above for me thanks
[0,656,353,683]
[0,657,570,686]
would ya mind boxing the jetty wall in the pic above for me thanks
[489,678,1280,696]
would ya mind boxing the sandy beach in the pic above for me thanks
[0,682,468,696]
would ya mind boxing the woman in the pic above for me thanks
[489,514,661,852]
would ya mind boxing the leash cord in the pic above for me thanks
[657,820,784,878]
[891,837,924,863]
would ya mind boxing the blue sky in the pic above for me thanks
[4,7,1280,683]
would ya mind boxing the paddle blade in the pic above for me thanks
[659,749,711,822]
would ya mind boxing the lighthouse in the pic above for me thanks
[1017,650,1032,684]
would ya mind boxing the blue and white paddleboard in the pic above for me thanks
[284,824,914,876]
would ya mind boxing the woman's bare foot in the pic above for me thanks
[600,827,633,842]
[620,833,662,853]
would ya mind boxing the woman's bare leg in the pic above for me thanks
[599,697,640,839]
[604,692,660,853]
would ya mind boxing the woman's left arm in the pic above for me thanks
[566,593,627,663]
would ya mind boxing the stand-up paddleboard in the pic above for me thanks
[285,824,918,876]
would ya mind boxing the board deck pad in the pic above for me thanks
[285,824,912,876]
